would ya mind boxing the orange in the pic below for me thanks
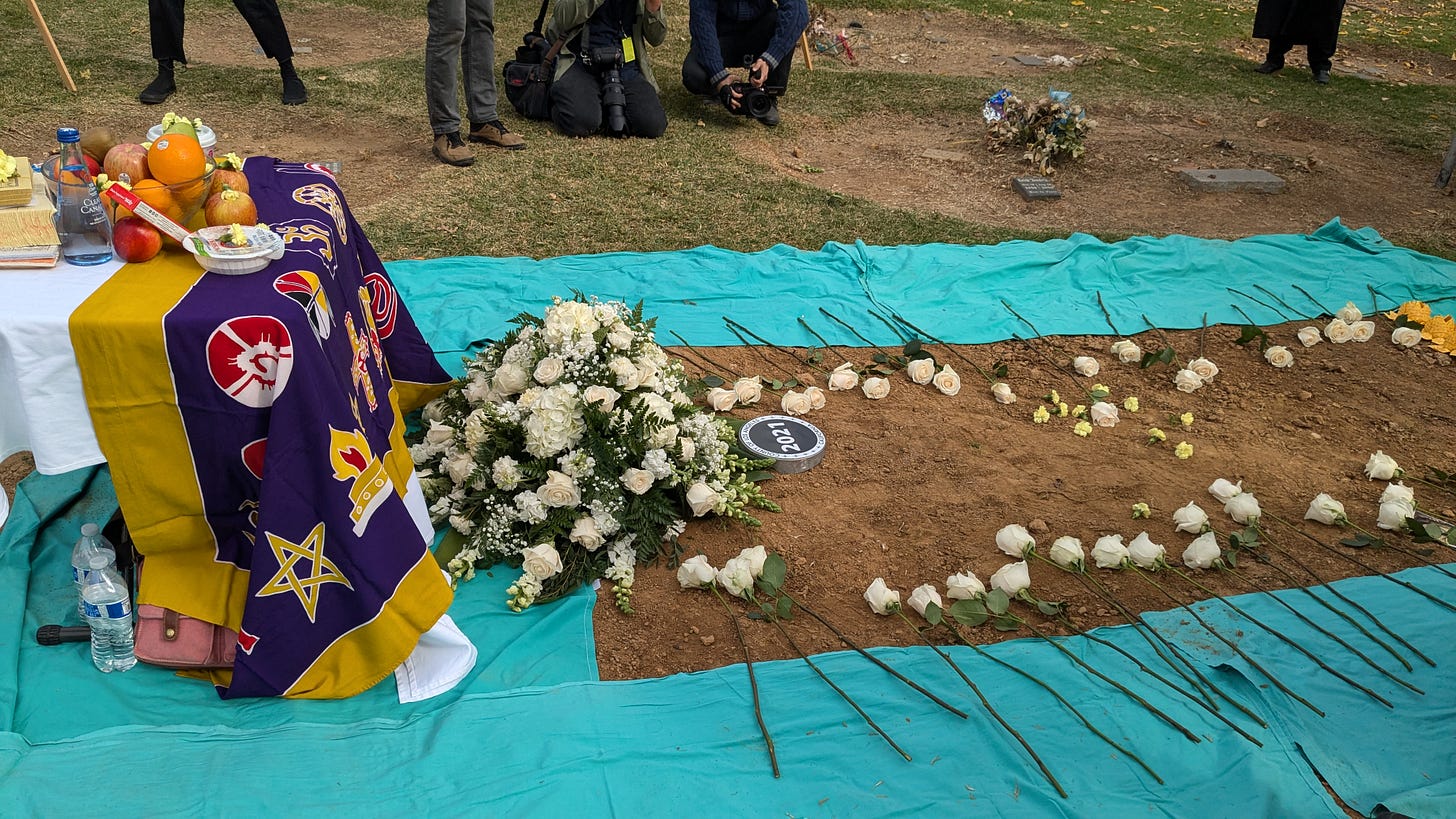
[147,134,207,185]
[132,178,176,215]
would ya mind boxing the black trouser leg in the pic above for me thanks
[149,0,187,63]
[232,0,294,61]
[1266,36,1292,63]
[622,74,666,138]
[551,62,604,137]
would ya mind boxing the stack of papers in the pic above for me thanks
[0,168,60,269]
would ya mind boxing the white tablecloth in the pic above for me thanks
[0,258,118,477]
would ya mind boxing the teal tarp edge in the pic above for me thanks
[387,219,1456,376]
[0,468,598,745]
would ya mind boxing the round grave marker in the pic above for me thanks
[738,415,826,474]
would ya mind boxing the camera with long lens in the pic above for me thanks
[580,46,627,136]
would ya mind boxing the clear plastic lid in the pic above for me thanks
[81,522,100,537]
[188,225,284,259]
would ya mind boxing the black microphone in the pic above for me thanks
[36,624,91,645]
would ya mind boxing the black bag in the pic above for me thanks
[503,0,565,121]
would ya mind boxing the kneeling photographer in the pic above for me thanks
[547,0,668,138]
[681,0,808,126]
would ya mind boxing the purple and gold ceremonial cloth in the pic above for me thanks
[70,158,453,698]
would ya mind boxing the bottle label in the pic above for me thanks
[83,600,131,619]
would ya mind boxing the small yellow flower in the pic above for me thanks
[1123,396,1139,413]
[1175,441,1194,460]
[1072,404,1087,419]
[1387,300,1431,326]
[1048,389,1061,405]
[1073,420,1093,437]
[0,150,16,184]
[1147,427,1167,443]
[1057,402,1069,417]
[1180,412,1194,428]
[1092,383,1109,394]
[1032,406,1051,424]
[1131,502,1151,519]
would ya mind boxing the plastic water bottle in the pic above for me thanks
[81,555,135,672]
[55,127,114,266]
[71,522,116,620]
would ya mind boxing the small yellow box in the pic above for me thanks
[0,157,35,207]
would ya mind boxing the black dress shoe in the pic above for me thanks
[139,64,175,104]
[1313,69,1330,84]
[1254,59,1283,75]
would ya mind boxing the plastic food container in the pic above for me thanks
[146,123,217,161]
[187,225,284,275]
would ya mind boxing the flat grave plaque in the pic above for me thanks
[1012,176,1062,201]
[738,415,826,474]
[1178,168,1285,194]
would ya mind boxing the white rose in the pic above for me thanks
[1350,321,1375,342]
[1110,340,1142,364]
[862,377,890,400]
[677,554,717,589]
[1089,401,1119,427]
[1188,357,1219,381]
[804,385,828,410]
[582,384,620,412]
[1303,493,1345,526]
[444,451,476,485]
[1173,369,1204,393]
[989,561,1032,596]
[607,327,634,350]
[1264,345,1294,368]
[1182,532,1222,570]
[1048,536,1084,568]
[609,357,642,390]
[569,516,605,551]
[1364,451,1403,480]
[1377,499,1414,531]
[1091,535,1128,568]
[620,467,654,495]
[907,584,943,617]
[991,382,1017,404]
[648,423,679,451]
[1172,501,1210,534]
[685,481,719,516]
[737,545,768,578]
[945,571,986,600]
[1297,326,1323,347]
[1336,300,1363,323]
[994,524,1035,558]
[906,358,935,384]
[1208,478,1243,503]
[1325,318,1354,343]
[634,357,661,391]
[932,365,961,396]
[827,362,860,391]
[537,470,581,508]
[521,543,563,579]
[1127,532,1165,569]
[863,577,901,615]
[733,376,763,405]
[493,362,530,395]
[780,390,812,416]
[1391,326,1422,347]
[1380,482,1414,505]
[638,392,676,422]
[707,387,738,412]
[1224,492,1262,524]
[533,356,564,385]
[422,399,445,423]
[1073,356,1100,377]
[424,420,455,446]
[715,556,755,599]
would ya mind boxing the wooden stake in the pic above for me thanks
[799,31,814,71]
[25,0,77,93]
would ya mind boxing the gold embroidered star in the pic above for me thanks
[257,521,353,622]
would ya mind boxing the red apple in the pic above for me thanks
[112,216,162,263]
[103,143,150,184]
[84,154,101,178]
[204,186,257,227]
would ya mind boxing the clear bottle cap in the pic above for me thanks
[88,554,110,569]
[81,523,100,537]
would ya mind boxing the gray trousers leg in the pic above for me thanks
[426,0,498,135]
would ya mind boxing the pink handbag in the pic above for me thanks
[133,604,237,669]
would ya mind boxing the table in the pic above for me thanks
[60,157,467,698]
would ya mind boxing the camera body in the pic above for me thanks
[580,46,628,136]
[723,83,782,119]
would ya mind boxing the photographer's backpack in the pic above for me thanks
[503,0,566,121]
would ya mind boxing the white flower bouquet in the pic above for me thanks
[412,295,779,611]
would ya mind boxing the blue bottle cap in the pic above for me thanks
[57,127,80,142]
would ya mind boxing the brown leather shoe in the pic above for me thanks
[432,133,474,167]
[468,120,526,150]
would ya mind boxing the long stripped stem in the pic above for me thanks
[786,595,969,719]
[797,316,861,367]
[1210,565,1422,695]
[1253,285,1311,320]
[724,323,802,380]
[874,308,999,384]
[940,622,1166,783]
[895,612,1068,798]
[1127,568,1326,717]
[723,317,829,374]
[1265,514,1456,616]
[1228,287,1292,321]
[1292,285,1334,317]
[770,619,911,761]
[1165,567,1395,707]
[712,586,778,777]
[1096,291,1125,337]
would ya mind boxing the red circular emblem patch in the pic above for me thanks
[207,316,295,407]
